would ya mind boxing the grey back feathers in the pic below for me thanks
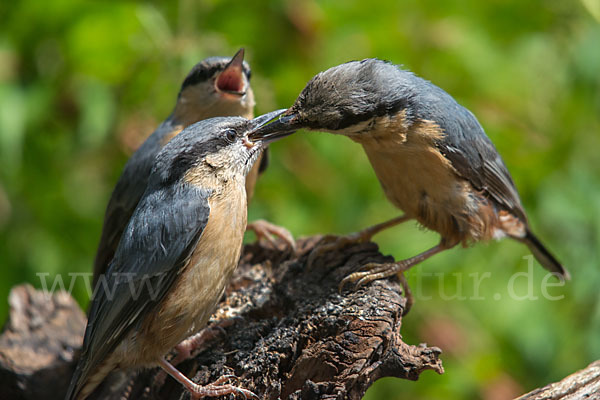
[92,118,181,284]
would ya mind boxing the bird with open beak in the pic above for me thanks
[93,48,294,290]
[251,59,568,311]
[66,111,293,400]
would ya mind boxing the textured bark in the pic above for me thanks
[516,361,600,400]
[0,237,444,400]
[0,284,87,400]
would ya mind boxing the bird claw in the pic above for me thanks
[338,262,414,315]
[159,357,256,400]
[338,262,398,291]
[247,219,296,253]
[154,319,236,387]
[188,379,257,399]
[212,374,237,385]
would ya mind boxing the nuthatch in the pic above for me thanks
[93,49,293,288]
[252,58,568,304]
[66,111,291,400]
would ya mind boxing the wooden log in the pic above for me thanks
[516,361,600,400]
[0,237,444,399]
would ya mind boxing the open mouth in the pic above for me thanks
[216,49,246,96]
[216,69,245,95]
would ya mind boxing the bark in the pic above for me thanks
[516,361,600,400]
[0,237,445,400]
[0,284,86,400]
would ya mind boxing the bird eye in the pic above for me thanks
[224,129,236,143]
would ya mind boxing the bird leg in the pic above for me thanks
[170,324,227,366]
[154,319,236,387]
[246,219,296,252]
[339,240,453,315]
[159,358,256,399]
[307,215,410,269]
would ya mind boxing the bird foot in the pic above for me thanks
[159,359,257,399]
[154,319,235,387]
[339,262,414,315]
[247,219,296,253]
[306,216,411,269]
[172,325,227,365]
[187,376,257,399]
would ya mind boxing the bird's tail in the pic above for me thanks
[521,229,570,281]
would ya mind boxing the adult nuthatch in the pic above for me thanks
[66,111,291,400]
[93,49,293,288]
[253,59,568,304]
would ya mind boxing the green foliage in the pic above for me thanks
[1,1,599,398]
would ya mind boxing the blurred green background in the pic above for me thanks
[1,0,599,399]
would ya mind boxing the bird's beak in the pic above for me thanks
[249,110,298,144]
[215,48,246,96]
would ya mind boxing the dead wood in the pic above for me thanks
[516,360,600,400]
[0,237,444,400]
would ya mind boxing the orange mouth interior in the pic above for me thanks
[216,68,245,95]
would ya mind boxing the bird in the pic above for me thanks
[250,58,568,308]
[92,48,294,289]
[66,110,292,400]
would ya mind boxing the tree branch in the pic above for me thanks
[1,237,444,399]
[517,361,600,400]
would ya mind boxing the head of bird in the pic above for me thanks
[175,48,255,122]
[250,58,417,139]
[151,110,291,190]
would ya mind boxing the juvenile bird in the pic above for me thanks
[252,59,568,304]
[93,49,293,288]
[67,111,291,400]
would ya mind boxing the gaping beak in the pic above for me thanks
[249,110,298,144]
[215,48,246,96]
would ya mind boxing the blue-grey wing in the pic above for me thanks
[407,76,526,220]
[93,119,182,281]
[433,105,526,220]
[69,181,210,399]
